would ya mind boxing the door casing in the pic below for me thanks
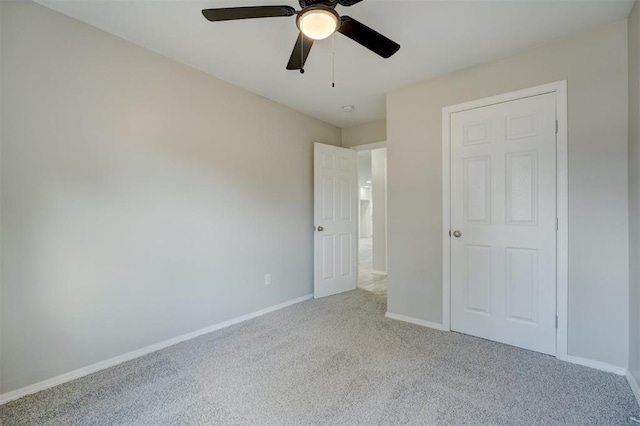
[442,81,568,361]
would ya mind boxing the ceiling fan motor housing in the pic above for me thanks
[298,0,339,8]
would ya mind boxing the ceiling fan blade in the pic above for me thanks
[337,0,364,6]
[202,6,296,22]
[337,16,400,58]
[286,32,314,70]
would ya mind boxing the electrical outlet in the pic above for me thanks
[265,274,272,286]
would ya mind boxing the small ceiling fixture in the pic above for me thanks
[342,105,355,112]
[297,7,339,40]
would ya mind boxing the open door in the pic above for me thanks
[314,143,358,298]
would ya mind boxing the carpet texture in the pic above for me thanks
[1,290,639,425]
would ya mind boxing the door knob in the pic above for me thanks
[317,226,324,232]
[452,230,462,238]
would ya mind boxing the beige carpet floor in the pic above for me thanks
[1,290,639,425]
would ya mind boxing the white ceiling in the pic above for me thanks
[36,0,634,127]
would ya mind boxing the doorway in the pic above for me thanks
[354,142,388,297]
[442,81,568,358]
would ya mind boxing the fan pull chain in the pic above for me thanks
[299,22,305,74]
[331,33,335,88]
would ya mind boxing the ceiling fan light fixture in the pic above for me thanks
[297,7,339,40]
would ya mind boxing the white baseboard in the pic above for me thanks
[371,270,387,275]
[627,370,640,405]
[385,312,444,331]
[565,355,627,376]
[386,314,630,378]
[0,293,313,405]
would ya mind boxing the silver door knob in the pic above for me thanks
[452,230,462,238]
[317,226,324,232]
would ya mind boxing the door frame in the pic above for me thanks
[351,141,388,289]
[441,80,568,360]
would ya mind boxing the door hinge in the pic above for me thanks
[449,230,452,237]
[555,315,558,328]
[555,120,559,134]
[555,217,559,231]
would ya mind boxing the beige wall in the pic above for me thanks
[387,20,629,368]
[628,1,640,387]
[0,1,340,394]
[342,119,386,148]
[371,148,387,273]
[0,0,3,388]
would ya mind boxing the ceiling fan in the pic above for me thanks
[202,0,400,73]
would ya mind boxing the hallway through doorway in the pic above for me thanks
[358,238,387,296]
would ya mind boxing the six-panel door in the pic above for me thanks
[314,143,358,298]
[450,93,557,355]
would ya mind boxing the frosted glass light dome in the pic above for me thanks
[297,8,339,40]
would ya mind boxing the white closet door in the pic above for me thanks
[450,93,557,355]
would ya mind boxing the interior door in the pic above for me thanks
[450,93,557,355]
[314,142,358,298]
